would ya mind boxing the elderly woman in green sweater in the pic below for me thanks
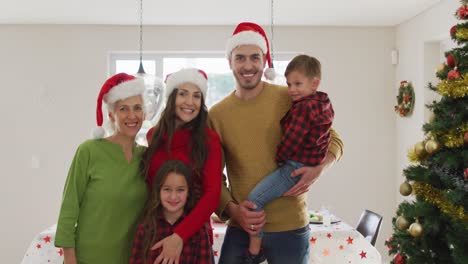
[55,73,148,264]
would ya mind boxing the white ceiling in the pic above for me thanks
[1,0,442,26]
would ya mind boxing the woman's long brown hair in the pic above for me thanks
[141,88,208,203]
[140,160,197,264]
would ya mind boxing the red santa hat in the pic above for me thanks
[225,22,276,80]
[93,72,145,138]
[165,68,208,99]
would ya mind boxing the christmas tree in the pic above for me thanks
[386,1,468,264]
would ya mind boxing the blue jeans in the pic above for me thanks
[218,225,310,264]
[246,160,304,237]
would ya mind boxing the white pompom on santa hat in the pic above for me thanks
[164,68,209,99]
[92,72,145,139]
[225,22,276,80]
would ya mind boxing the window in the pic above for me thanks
[109,52,295,144]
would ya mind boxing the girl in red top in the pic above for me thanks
[131,160,212,264]
[140,68,222,264]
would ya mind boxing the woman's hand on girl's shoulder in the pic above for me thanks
[151,233,183,264]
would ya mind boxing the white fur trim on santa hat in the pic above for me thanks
[225,31,267,59]
[92,126,106,139]
[165,68,208,99]
[103,78,145,104]
[264,67,276,80]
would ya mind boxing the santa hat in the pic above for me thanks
[225,22,276,80]
[93,72,145,139]
[165,68,208,99]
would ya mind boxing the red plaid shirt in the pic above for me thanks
[275,91,334,166]
[130,213,213,264]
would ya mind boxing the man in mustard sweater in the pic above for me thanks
[209,22,344,264]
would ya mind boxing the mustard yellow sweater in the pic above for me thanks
[208,82,344,232]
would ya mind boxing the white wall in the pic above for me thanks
[0,24,397,262]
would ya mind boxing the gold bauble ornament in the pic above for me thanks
[399,182,413,196]
[396,216,410,231]
[436,63,446,73]
[425,139,440,154]
[409,222,423,237]
[414,142,426,156]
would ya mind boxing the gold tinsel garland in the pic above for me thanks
[455,27,468,40]
[413,182,467,221]
[407,147,420,163]
[437,74,468,98]
[438,124,468,148]
[406,126,467,162]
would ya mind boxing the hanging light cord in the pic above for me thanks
[137,0,145,74]
[270,0,275,65]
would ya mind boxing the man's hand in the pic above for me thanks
[151,233,183,264]
[226,201,266,235]
[283,153,336,197]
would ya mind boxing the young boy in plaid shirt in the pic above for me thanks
[243,54,334,263]
[130,160,212,264]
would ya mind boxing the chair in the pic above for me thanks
[355,209,383,246]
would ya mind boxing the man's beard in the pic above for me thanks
[234,71,262,90]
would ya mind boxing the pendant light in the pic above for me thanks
[135,0,164,123]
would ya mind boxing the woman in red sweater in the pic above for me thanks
[140,68,222,264]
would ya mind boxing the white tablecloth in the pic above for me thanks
[212,220,381,264]
[21,225,63,264]
[22,219,381,264]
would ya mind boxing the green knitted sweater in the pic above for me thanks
[55,139,148,264]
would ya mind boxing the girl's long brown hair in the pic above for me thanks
[141,88,208,184]
[140,160,198,264]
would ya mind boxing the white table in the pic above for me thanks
[22,219,381,264]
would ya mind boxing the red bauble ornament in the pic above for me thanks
[448,70,461,80]
[464,131,468,143]
[457,5,468,19]
[386,236,393,249]
[447,54,456,68]
[464,168,468,181]
[394,253,406,264]
[451,25,457,38]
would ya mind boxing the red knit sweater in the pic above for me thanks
[146,127,222,243]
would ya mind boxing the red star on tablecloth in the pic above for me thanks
[58,248,63,256]
[339,245,344,250]
[327,233,332,238]
[36,244,42,249]
[322,248,330,256]
[310,237,317,244]
[215,234,219,238]
[43,236,51,243]
[359,250,367,259]
[214,250,218,256]
[346,236,353,244]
